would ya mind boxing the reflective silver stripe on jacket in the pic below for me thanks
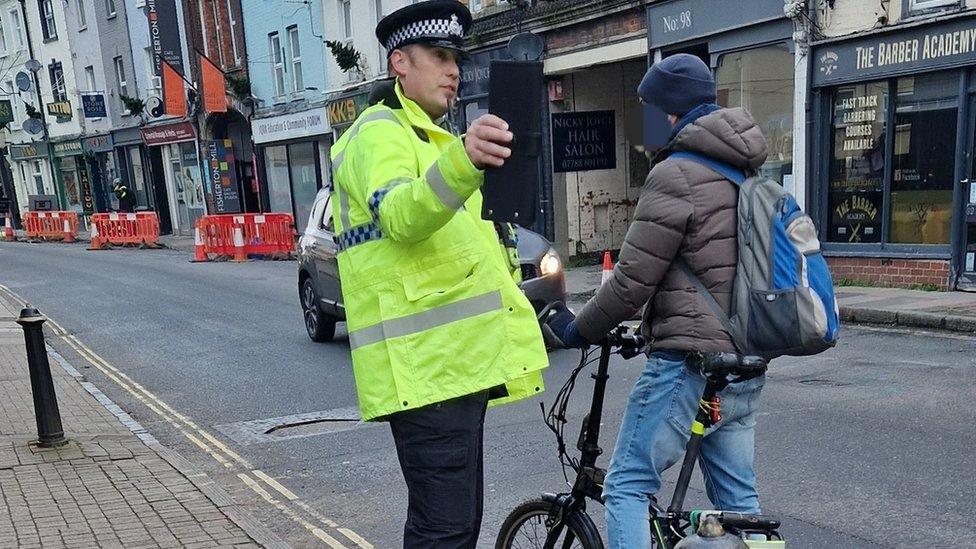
[425,162,465,210]
[348,291,503,351]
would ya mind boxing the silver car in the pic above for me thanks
[298,188,566,342]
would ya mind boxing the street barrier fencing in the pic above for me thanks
[24,211,79,242]
[88,212,161,250]
[193,213,296,262]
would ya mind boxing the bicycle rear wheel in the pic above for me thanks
[495,498,603,549]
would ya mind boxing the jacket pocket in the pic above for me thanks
[747,289,802,353]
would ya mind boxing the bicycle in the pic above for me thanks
[495,309,784,548]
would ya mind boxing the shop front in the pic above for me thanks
[647,0,796,188]
[141,122,205,235]
[255,105,332,234]
[810,13,976,290]
[8,142,56,215]
[51,140,93,216]
[113,127,156,213]
[81,134,118,213]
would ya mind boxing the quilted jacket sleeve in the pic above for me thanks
[574,159,694,342]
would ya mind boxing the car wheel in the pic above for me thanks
[302,278,336,342]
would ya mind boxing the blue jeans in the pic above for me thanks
[604,350,765,549]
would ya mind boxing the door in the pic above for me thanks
[310,194,342,316]
[960,95,976,290]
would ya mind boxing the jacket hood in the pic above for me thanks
[671,107,768,170]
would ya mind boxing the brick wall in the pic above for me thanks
[545,9,646,54]
[827,257,951,290]
[184,0,247,79]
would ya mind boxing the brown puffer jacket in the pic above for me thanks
[574,107,768,352]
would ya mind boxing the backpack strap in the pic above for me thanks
[676,259,736,341]
[669,151,747,186]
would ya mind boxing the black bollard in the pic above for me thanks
[16,306,67,448]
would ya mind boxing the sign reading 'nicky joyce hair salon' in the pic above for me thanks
[814,15,976,86]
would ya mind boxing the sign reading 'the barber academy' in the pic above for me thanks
[551,111,616,173]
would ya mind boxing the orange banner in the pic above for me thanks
[162,61,186,117]
[201,54,227,113]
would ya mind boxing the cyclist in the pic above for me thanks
[549,53,771,548]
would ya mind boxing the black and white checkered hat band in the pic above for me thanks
[385,18,462,51]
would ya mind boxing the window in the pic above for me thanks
[114,56,128,108]
[289,142,320,234]
[716,44,794,185]
[39,0,57,40]
[269,32,285,97]
[32,161,44,194]
[211,0,226,66]
[470,0,482,12]
[197,0,208,57]
[85,65,96,92]
[226,0,240,66]
[9,9,23,49]
[288,26,302,93]
[890,72,957,244]
[908,0,959,13]
[77,0,86,28]
[826,71,959,247]
[319,196,333,232]
[48,62,67,102]
[266,145,292,216]
[0,16,7,55]
[105,0,115,17]
[340,0,351,40]
[375,0,385,73]
[128,147,148,208]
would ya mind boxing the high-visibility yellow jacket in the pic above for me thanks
[330,80,547,421]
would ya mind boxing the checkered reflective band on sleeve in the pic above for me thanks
[336,222,384,253]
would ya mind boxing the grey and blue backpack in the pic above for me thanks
[670,151,840,361]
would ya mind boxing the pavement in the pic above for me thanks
[0,292,287,548]
[563,263,976,335]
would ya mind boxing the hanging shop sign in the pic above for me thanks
[203,139,241,214]
[551,111,616,173]
[326,92,370,129]
[47,101,72,120]
[82,134,114,154]
[82,94,107,118]
[813,15,976,86]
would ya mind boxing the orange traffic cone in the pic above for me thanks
[232,226,247,262]
[87,220,103,250]
[4,215,14,242]
[601,250,613,285]
[62,218,75,243]
[190,223,209,262]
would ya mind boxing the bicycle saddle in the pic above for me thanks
[691,352,767,380]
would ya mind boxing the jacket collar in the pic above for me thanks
[394,79,452,137]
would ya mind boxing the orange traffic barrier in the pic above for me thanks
[190,222,208,262]
[4,215,14,242]
[192,213,296,262]
[88,212,161,249]
[24,211,79,241]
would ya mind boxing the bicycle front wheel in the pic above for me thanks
[495,498,603,549]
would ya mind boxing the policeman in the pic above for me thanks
[112,178,134,213]
[329,1,548,547]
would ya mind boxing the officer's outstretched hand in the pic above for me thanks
[465,114,513,169]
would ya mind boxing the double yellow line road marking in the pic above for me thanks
[0,284,372,549]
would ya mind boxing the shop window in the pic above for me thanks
[828,82,887,244]
[266,145,292,216]
[60,157,81,210]
[289,142,319,234]
[826,71,959,247]
[716,43,794,185]
[128,147,148,209]
[890,72,957,244]
[179,142,204,211]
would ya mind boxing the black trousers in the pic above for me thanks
[389,391,489,549]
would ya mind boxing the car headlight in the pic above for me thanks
[540,248,561,276]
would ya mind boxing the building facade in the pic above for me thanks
[244,0,331,233]
[808,0,976,290]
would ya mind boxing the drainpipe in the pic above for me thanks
[19,0,65,211]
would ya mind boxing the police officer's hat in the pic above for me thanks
[376,0,472,58]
